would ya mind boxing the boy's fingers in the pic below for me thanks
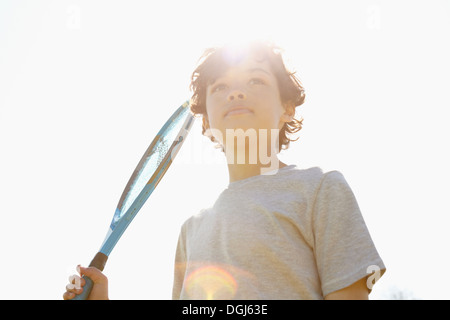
[64,265,109,300]
[79,266,108,284]
[63,291,75,300]
[66,283,83,294]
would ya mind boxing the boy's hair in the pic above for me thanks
[190,41,306,152]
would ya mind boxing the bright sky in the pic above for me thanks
[1,0,449,300]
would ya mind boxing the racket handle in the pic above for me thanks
[71,252,108,300]
[71,276,94,300]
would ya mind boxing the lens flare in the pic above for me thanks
[184,265,238,300]
[221,42,248,66]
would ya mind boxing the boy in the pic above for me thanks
[64,41,385,300]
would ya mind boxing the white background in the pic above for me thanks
[1,0,449,300]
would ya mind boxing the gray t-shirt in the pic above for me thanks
[172,165,385,299]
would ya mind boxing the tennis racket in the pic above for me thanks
[72,101,194,300]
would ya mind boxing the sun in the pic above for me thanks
[196,0,283,48]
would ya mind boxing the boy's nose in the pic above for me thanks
[227,90,246,101]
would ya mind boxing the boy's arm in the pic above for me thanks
[324,277,369,300]
[172,226,187,300]
[313,171,385,298]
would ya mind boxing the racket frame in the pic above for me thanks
[72,101,194,300]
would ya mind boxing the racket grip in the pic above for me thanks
[72,276,94,300]
[71,252,108,300]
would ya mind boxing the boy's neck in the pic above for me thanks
[227,158,287,183]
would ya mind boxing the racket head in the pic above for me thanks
[99,101,194,256]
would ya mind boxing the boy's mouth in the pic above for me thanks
[225,107,253,117]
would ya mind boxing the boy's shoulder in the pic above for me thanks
[279,165,329,187]
[286,165,346,185]
[180,166,345,228]
[285,165,324,179]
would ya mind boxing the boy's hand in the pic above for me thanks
[63,265,109,300]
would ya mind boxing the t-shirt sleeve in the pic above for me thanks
[172,224,187,300]
[312,171,386,297]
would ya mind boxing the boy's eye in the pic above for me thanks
[211,83,227,93]
[249,78,265,85]
[210,77,266,93]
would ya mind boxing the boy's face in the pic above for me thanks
[205,56,291,147]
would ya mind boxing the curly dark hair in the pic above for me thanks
[190,41,306,152]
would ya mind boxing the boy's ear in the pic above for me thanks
[202,115,212,137]
[280,102,295,123]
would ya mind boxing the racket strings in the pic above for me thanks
[112,109,188,225]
